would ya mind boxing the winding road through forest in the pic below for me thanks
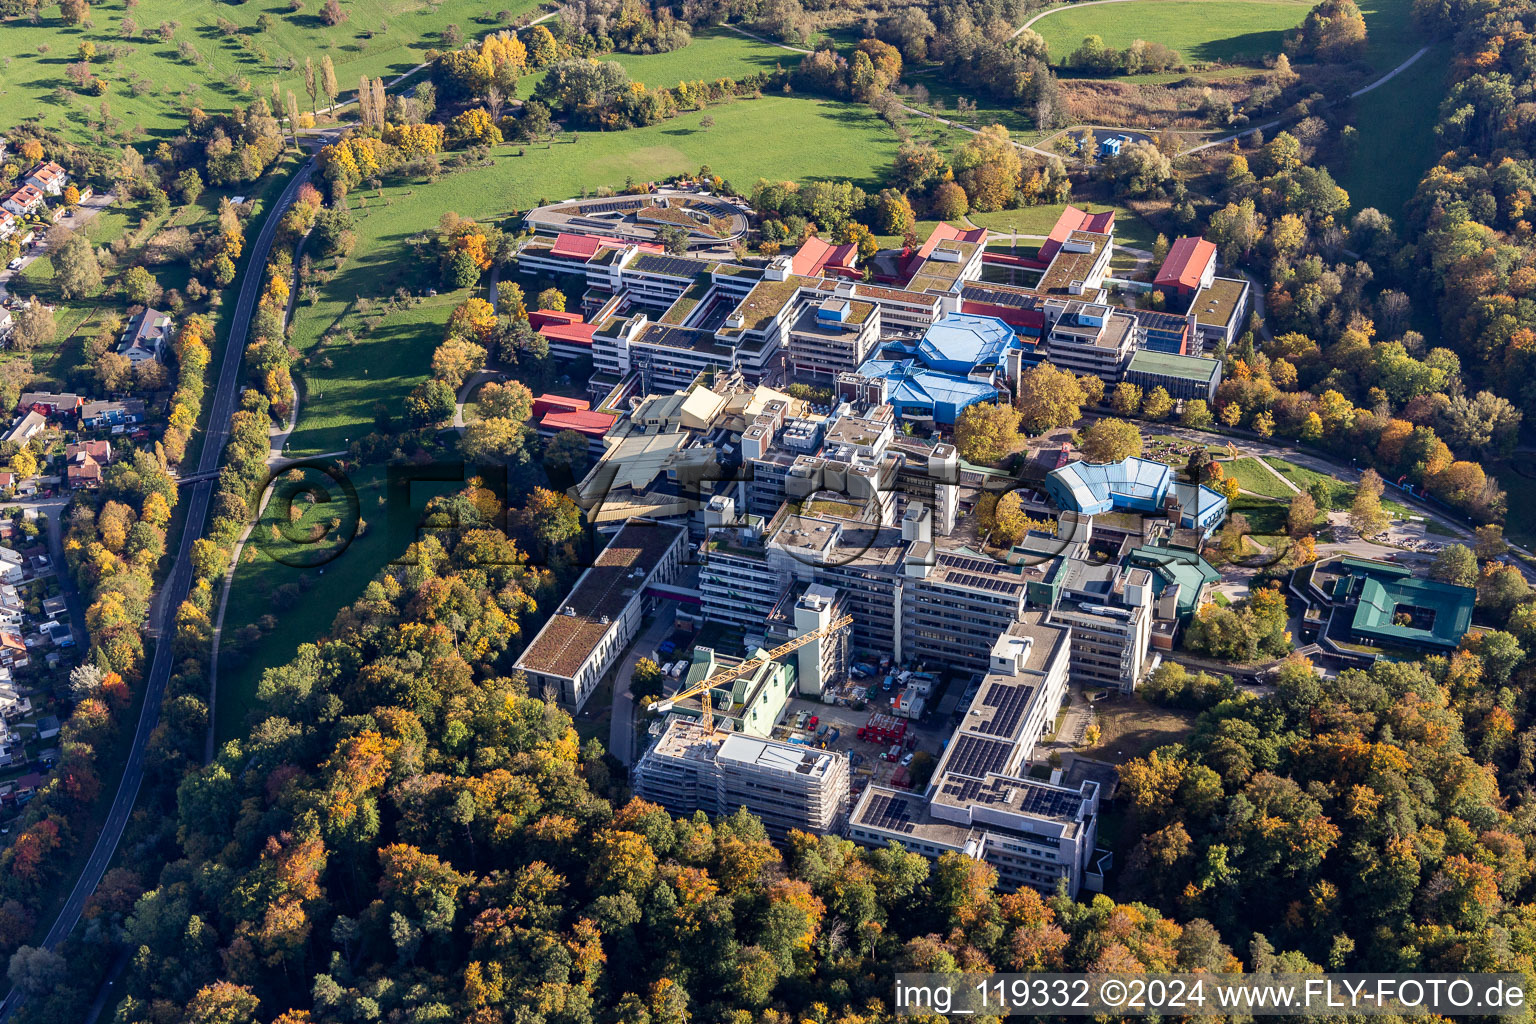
[0,158,317,1023]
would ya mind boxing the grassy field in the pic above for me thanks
[1033,0,1315,67]
[286,292,465,456]
[0,0,545,140]
[962,202,1161,253]
[1229,493,1288,535]
[1486,458,1536,548]
[1221,456,1295,498]
[1334,40,1450,221]
[214,463,464,742]
[514,28,795,100]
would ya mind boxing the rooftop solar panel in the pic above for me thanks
[977,682,1030,737]
[632,253,708,278]
[863,793,916,832]
[947,734,1014,779]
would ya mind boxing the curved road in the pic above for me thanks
[0,159,316,1022]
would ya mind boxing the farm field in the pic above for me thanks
[0,0,544,139]
[1032,0,1315,67]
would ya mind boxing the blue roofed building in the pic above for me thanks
[1044,456,1227,537]
[914,313,1023,382]
[853,358,1000,425]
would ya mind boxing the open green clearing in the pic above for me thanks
[1222,456,1295,498]
[214,463,467,743]
[606,29,794,87]
[1334,40,1451,221]
[1032,0,1315,67]
[963,202,1160,254]
[0,0,544,140]
[514,28,794,100]
[1229,493,1288,535]
[1487,459,1536,549]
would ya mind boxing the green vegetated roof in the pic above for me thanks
[1126,349,1221,383]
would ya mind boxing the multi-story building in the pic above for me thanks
[1124,348,1223,403]
[785,297,881,379]
[634,720,851,839]
[850,615,1103,896]
[1029,558,1154,692]
[514,519,688,708]
[1040,300,1138,381]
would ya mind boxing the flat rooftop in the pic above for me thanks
[518,520,685,679]
[1126,348,1221,383]
[1039,231,1109,294]
[1191,276,1248,327]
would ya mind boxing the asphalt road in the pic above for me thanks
[0,159,315,1021]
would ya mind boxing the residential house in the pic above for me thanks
[0,309,12,345]
[18,391,82,416]
[81,398,146,429]
[118,308,172,363]
[2,184,45,218]
[0,547,24,585]
[2,409,46,445]
[0,677,31,721]
[0,629,29,668]
[0,473,14,492]
[65,439,110,488]
[23,162,66,197]
[0,584,23,627]
[0,210,15,239]
[41,596,65,619]
[36,714,59,740]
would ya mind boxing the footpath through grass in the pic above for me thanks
[1334,39,1451,221]
[1222,456,1295,499]
[0,0,544,139]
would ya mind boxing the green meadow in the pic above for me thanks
[0,0,544,139]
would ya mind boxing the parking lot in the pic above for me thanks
[775,689,957,794]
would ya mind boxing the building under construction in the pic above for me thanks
[633,721,851,839]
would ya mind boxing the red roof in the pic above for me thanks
[914,221,987,262]
[1037,206,1116,265]
[539,322,597,347]
[541,409,617,437]
[550,232,603,259]
[548,231,667,261]
[528,309,583,329]
[1154,236,1218,291]
[532,393,591,420]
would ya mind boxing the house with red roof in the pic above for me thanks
[2,184,44,218]
[23,162,66,197]
[1154,236,1218,296]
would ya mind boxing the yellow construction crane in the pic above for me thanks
[648,614,854,730]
